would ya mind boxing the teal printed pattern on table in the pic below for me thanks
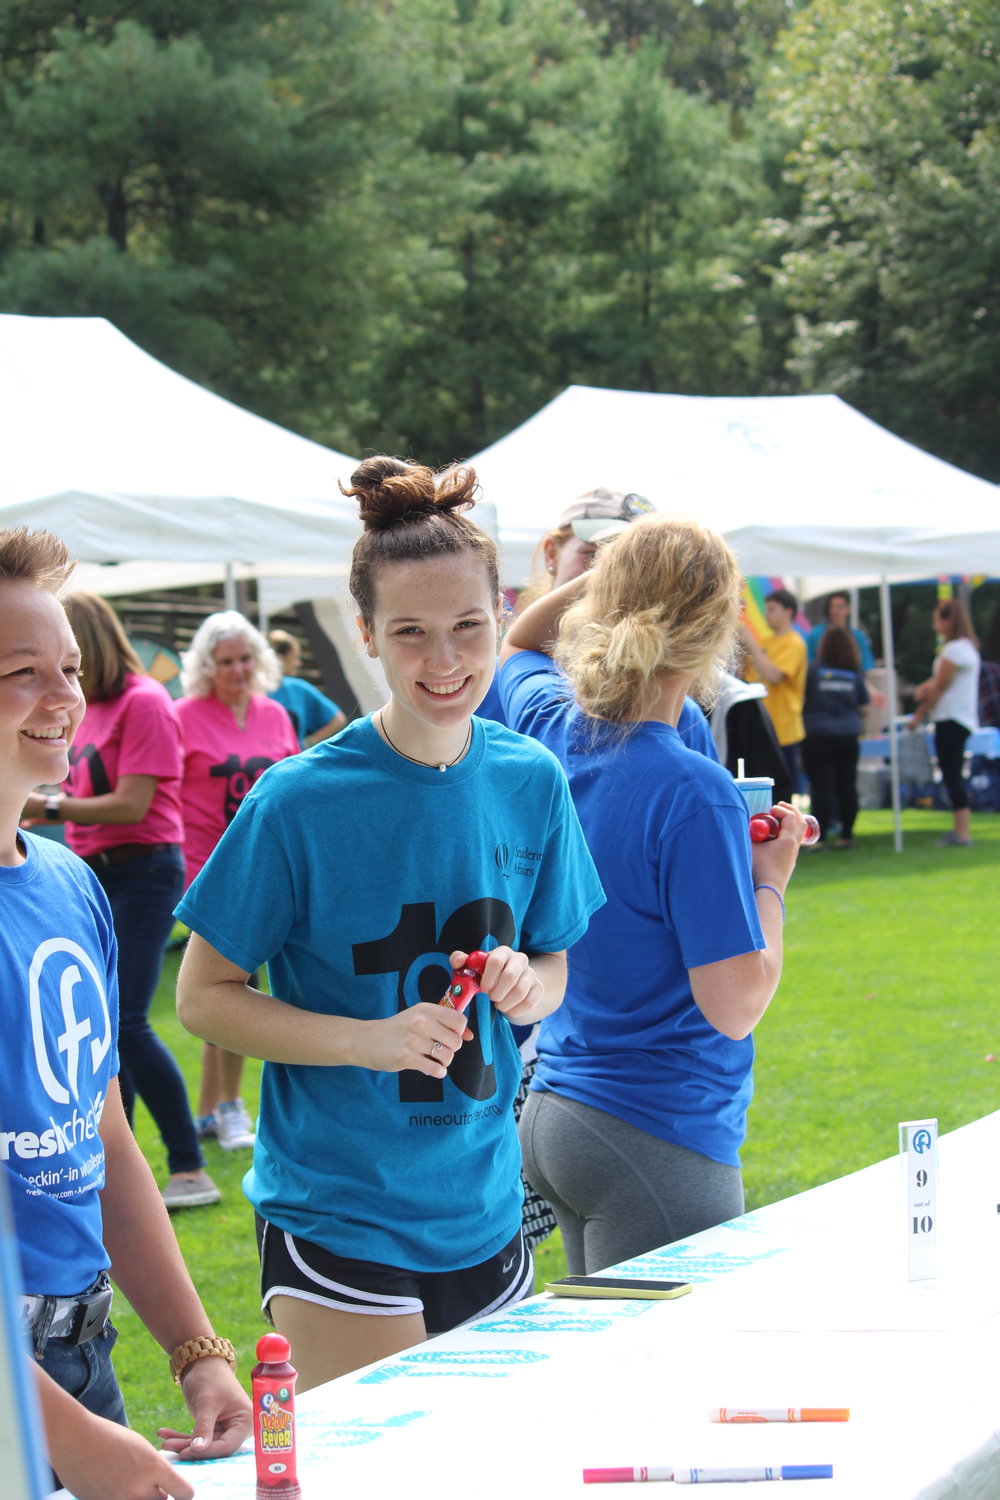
[172,1406,429,1487]
[299,1409,427,1447]
[716,1210,776,1234]
[357,1348,548,1385]
[611,1244,785,1283]
[474,1299,656,1335]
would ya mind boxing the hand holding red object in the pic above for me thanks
[440,950,489,1013]
[749,810,820,845]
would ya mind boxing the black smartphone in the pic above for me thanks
[545,1275,693,1300]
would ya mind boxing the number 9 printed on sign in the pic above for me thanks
[899,1118,937,1282]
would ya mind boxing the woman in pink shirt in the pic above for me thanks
[174,613,299,1150]
[21,591,220,1212]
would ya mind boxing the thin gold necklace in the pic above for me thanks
[378,711,472,773]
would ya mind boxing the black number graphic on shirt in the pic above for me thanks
[209,755,277,824]
[68,743,111,797]
[353,899,516,1105]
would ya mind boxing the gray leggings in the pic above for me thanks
[519,1089,744,1275]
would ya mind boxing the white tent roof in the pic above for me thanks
[0,314,362,570]
[467,385,1000,587]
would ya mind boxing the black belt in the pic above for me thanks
[82,842,180,869]
[22,1272,114,1356]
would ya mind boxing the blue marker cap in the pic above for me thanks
[783,1466,834,1481]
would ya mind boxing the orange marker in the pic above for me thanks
[713,1409,849,1424]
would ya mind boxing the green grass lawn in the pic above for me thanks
[115,806,1000,1442]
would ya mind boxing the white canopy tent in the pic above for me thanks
[0,314,368,567]
[0,313,398,709]
[469,386,1000,850]
[467,385,1000,585]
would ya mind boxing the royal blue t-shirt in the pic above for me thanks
[0,835,119,1293]
[177,714,604,1269]
[479,665,718,760]
[500,652,764,1168]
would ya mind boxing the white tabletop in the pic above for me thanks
[137,1110,1000,1500]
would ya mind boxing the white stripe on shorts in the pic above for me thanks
[260,1226,423,1318]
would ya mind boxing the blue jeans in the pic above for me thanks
[94,846,203,1174]
[37,1321,127,1425]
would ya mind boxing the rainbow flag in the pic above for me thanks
[740,576,810,642]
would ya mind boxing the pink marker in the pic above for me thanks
[584,1469,675,1484]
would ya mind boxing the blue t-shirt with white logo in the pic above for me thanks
[177,715,604,1270]
[0,835,119,1294]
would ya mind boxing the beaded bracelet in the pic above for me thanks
[753,883,785,923]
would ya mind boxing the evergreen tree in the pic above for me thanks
[353,0,604,463]
[0,2,382,446]
[567,40,767,395]
[766,0,1000,479]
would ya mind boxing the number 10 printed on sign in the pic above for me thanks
[899,1118,937,1282]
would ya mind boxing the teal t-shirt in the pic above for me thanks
[176,715,604,1270]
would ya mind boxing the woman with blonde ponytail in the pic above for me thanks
[498,513,807,1274]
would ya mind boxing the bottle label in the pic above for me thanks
[258,1389,294,1456]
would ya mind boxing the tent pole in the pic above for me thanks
[224,562,236,612]
[879,575,903,853]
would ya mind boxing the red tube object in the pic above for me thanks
[252,1333,301,1500]
[749,810,820,845]
[440,949,489,1013]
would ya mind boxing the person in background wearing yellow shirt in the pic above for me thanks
[740,588,808,792]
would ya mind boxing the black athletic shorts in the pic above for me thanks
[256,1215,532,1337]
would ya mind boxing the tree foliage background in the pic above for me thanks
[2,0,998,482]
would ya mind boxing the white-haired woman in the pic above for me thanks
[499,514,807,1274]
[174,612,298,1148]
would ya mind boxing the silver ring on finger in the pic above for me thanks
[431,1040,443,1055]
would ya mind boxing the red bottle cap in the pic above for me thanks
[749,814,779,842]
[256,1333,292,1362]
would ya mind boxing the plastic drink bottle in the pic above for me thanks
[252,1333,302,1500]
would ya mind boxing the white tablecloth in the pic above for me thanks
[860,724,1000,761]
[142,1110,1000,1500]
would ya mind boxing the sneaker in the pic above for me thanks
[216,1098,256,1150]
[161,1170,222,1211]
[935,833,973,847]
[195,1112,218,1140]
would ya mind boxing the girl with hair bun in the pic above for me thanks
[499,512,807,1274]
[176,456,603,1389]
